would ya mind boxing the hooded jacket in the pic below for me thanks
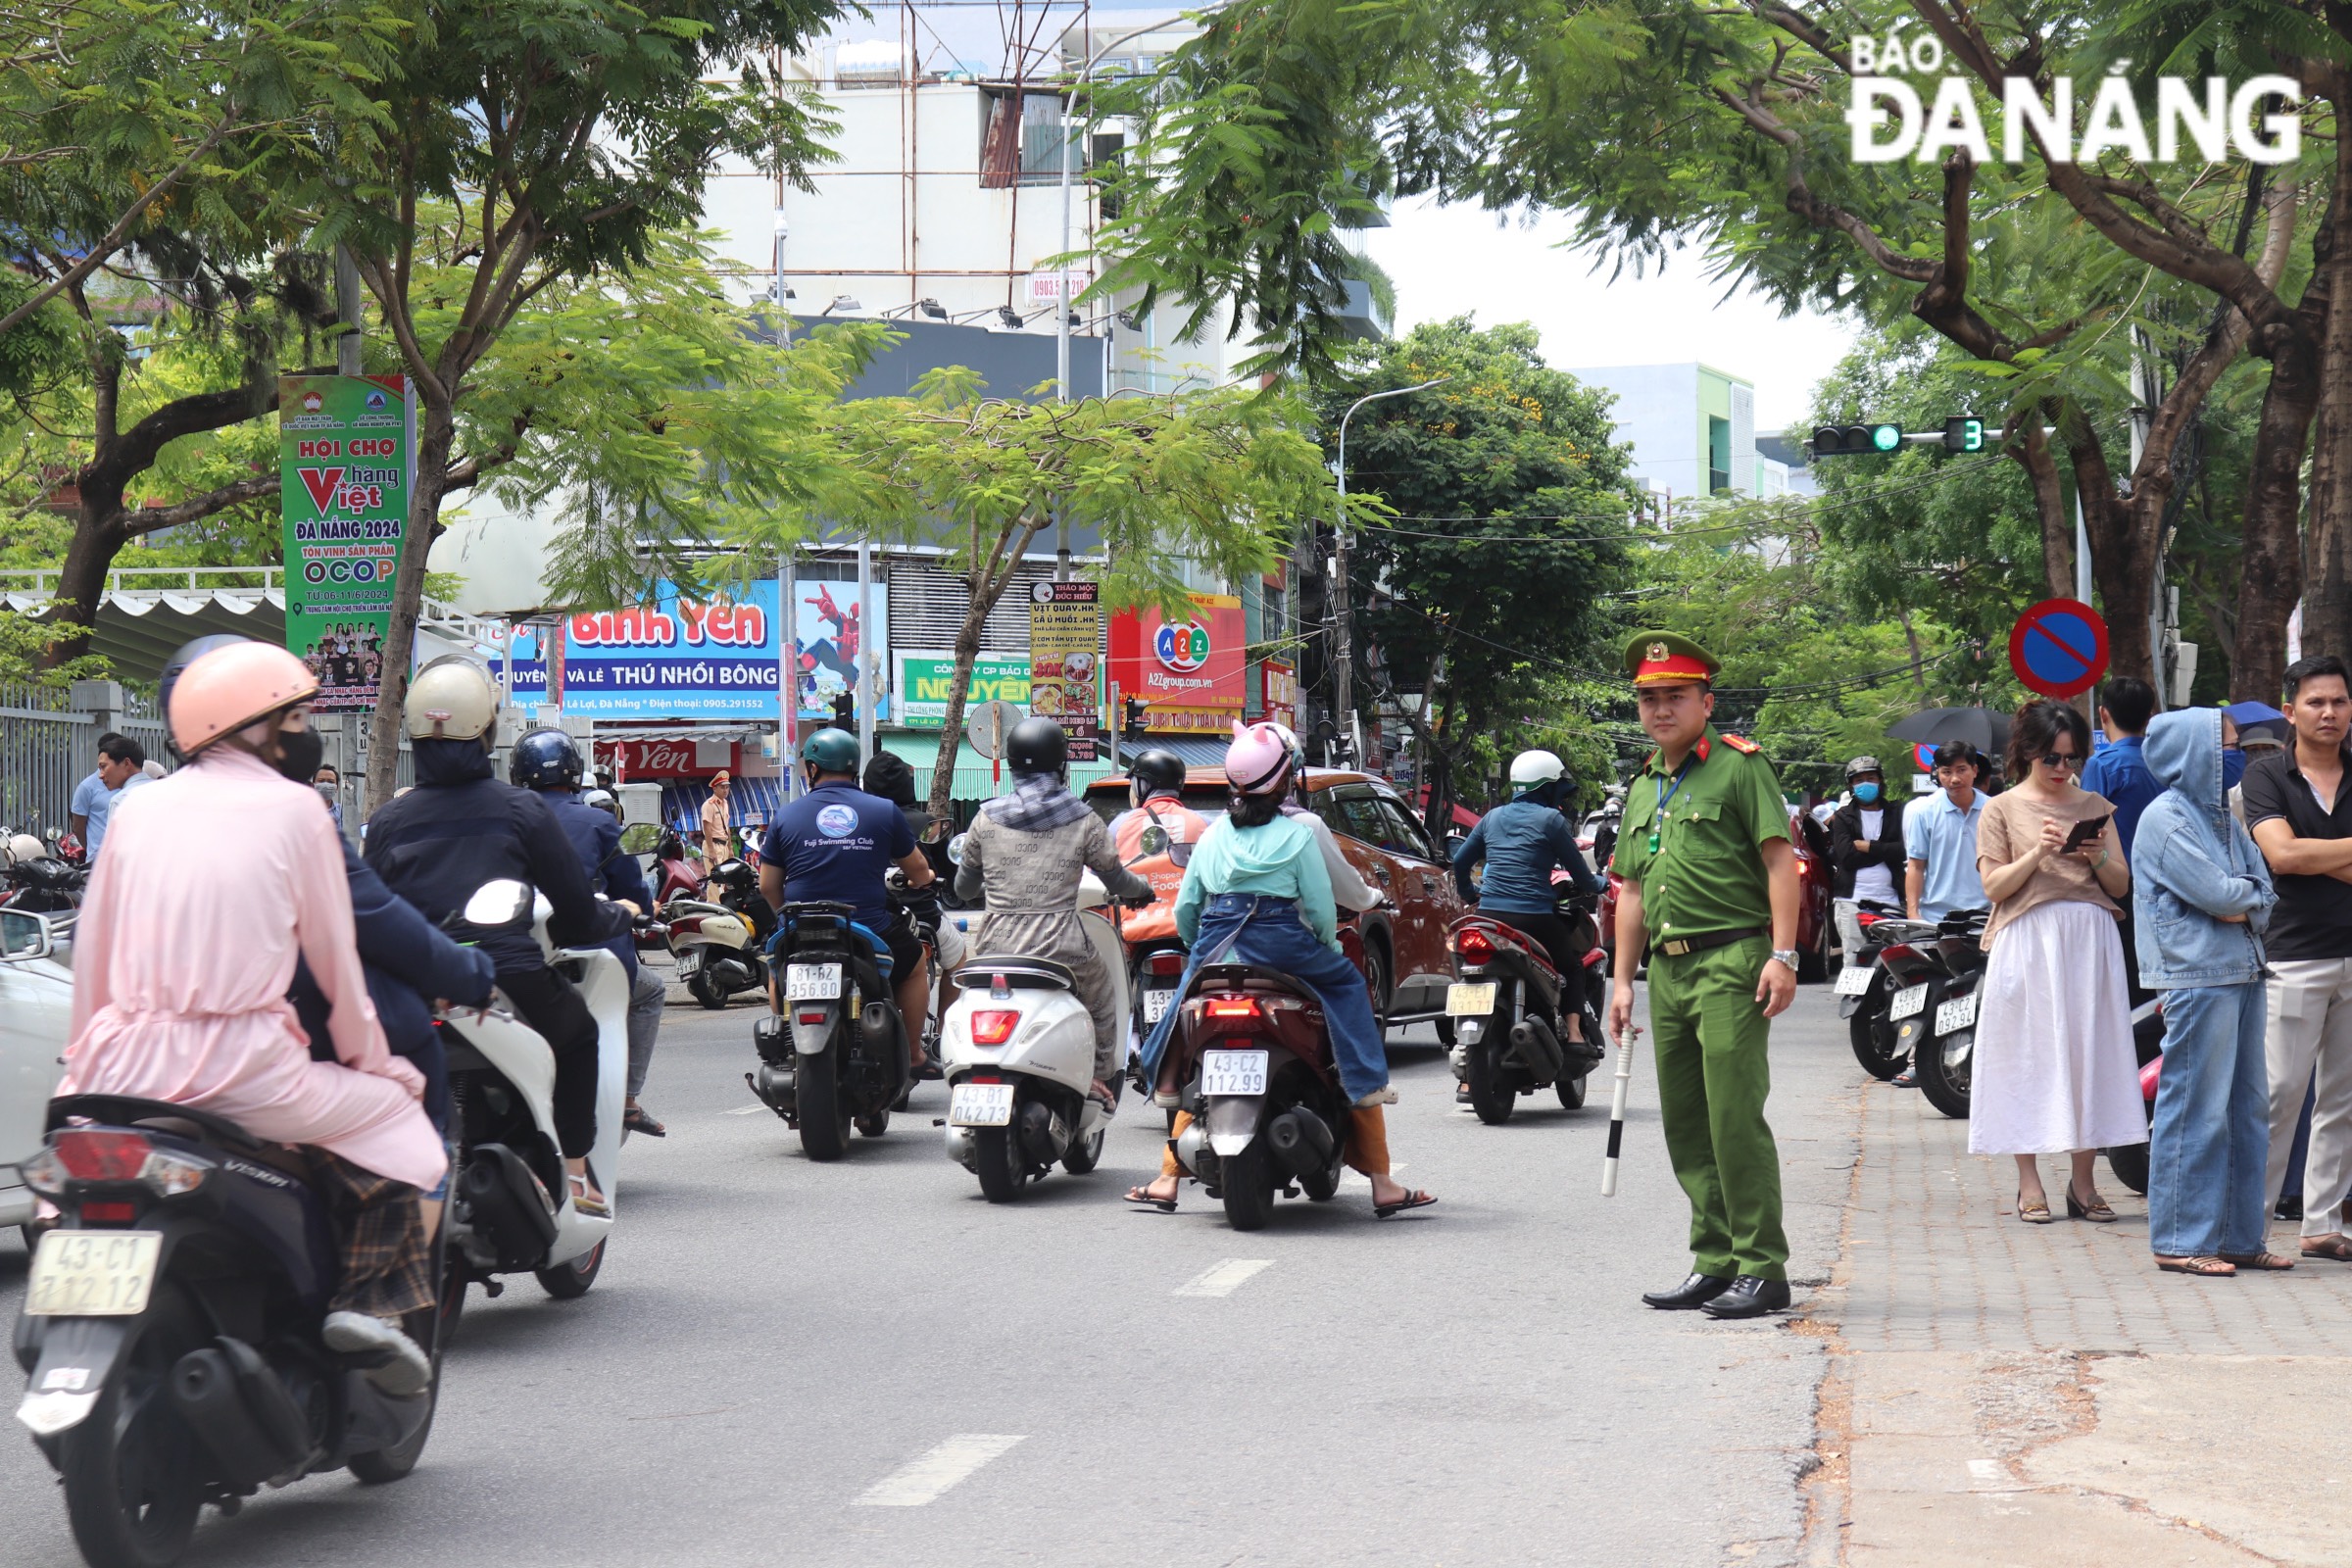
[2132,708,2278,989]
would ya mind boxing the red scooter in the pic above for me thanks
[1444,895,1608,1123]
[652,825,703,906]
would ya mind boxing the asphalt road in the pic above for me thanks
[0,977,1860,1568]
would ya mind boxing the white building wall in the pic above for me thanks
[1571,363,1703,500]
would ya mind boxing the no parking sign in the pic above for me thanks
[2008,599,2109,701]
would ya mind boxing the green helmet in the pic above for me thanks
[801,727,860,775]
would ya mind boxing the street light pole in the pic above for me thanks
[1332,376,1447,763]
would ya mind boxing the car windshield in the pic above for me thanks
[1085,783,1231,829]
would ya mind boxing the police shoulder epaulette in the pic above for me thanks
[1720,733,1761,755]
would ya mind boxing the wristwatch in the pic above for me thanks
[1770,948,1800,971]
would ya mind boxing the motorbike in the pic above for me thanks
[746,900,910,1160]
[13,1095,450,1568]
[1444,894,1608,1123]
[1107,820,1198,1071]
[1152,961,1351,1233]
[1887,909,1991,1120]
[891,868,954,1073]
[1833,902,1936,1081]
[2,846,87,914]
[938,868,1132,1200]
[663,856,772,1009]
[651,826,703,906]
[433,878,628,1306]
[2100,997,2169,1195]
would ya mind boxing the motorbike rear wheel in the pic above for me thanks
[1220,1142,1274,1231]
[2106,1141,2150,1195]
[974,1126,1028,1202]
[854,1107,891,1138]
[1464,1036,1515,1125]
[797,1044,853,1161]
[688,967,729,1009]
[1916,1029,1973,1120]
[1061,1125,1105,1174]
[1300,1159,1342,1201]
[535,1237,605,1300]
[60,1313,202,1568]
[1556,1070,1589,1110]
[1849,1008,1905,1081]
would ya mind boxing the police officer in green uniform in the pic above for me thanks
[1606,632,1799,1319]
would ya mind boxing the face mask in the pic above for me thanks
[316,780,339,802]
[1853,781,1882,805]
[272,724,324,784]
[2224,749,2247,791]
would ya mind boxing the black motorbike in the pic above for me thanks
[1835,903,1936,1081]
[14,1096,450,1568]
[1903,910,1991,1119]
[748,900,911,1160]
[3,853,87,913]
[1445,895,1608,1124]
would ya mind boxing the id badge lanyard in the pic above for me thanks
[1647,756,1697,855]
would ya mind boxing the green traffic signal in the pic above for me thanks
[1869,422,1901,452]
[1810,422,1906,458]
[1943,416,1984,452]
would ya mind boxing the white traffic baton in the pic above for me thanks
[1600,1032,1636,1198]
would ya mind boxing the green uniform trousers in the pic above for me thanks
[1647,933,1788,1281]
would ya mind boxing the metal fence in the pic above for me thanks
[0,682,93,835]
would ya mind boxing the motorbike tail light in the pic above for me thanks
[970,1009,1021,1045]
[1203,997,1261,1020]
[79,1200,136,1224]
[796,1009,827,1026]
[1147,952,1186,976]
[24,1131,209,1199]
[1452,927,1495,961]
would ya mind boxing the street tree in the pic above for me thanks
[320,0,850,808]
[1320,318,1641,837]
[737,370,1335,821]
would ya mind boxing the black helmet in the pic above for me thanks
[509,727,584,790]
[862,750,919,808]
[1005,716,1069,777]
[1130,748,1186,802]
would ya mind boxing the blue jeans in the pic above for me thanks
[1139,894,1389,1102]
[2148,981,2270,1258]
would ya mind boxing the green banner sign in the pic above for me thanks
[895,651,1030,728]
[279,373,415,711]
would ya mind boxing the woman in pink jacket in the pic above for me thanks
[62,642,445,1393]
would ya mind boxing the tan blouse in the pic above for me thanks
[1975,785,2123,949]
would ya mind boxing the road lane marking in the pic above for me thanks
[725,1104,766,1115]
[1174,1258,1274,1298]
[855,1435,1025,1506]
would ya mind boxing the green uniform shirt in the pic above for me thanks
[1611,726,1789,940]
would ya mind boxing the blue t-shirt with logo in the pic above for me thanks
[759,782,914,931]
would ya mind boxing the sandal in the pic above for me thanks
[1122,1184,1178,1213]
[1373,1188,1438,1219]
[2156,1255,2236,1277]
[2066,1185,2118,1223]
[2017,1192,2055,1224]
[623,1104,666,1140]
[567,1171,611,1219]
[2219,1251,2296,1271]
[2301,1234,2352,1262]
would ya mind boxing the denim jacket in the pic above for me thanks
[2132,709,2278,988]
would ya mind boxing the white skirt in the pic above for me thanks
[1966,900,2146,1155]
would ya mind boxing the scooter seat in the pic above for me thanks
[955,956,1076,990]
[1189,961,1321,1005]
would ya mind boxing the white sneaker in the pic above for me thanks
[321,1311,432,1396]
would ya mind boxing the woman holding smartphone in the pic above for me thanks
[1970,699,2143,1222]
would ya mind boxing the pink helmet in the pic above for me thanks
[169,642,318,758]
[1224,720,1295,797]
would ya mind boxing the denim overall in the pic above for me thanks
[1139,892,1389,1102]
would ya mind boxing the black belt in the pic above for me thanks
[1655,926,1765,959]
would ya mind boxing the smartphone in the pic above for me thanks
[2061,813,2111,853]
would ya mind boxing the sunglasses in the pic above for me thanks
[2037,751,2081,770]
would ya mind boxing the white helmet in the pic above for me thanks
[1508,750,1565,789]
[404,656,499,742]
[7,832,43,866]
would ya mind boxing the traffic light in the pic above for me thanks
[829,692,854,730]
[1811,422,1903,458]
[1943,416,1985,452]
[1121,696,1149,739]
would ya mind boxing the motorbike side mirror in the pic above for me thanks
[617,822,662,856]
[946,832,968,865]
[1138,824,1170,857]
[463,879,533,928]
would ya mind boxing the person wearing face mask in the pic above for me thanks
[60,641,449,1394]
[315,762,347,837]
[1828,756,1907,916]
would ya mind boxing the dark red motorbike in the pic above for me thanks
[1443,897,1607,1123]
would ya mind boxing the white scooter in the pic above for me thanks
[939,861,1131,1202]
[435,879,628,1309]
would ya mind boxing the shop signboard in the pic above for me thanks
[896,651,1031,728]
[1028,580,1102,736]
[1260,659,1298,731]
[1108,591,1246,733]
[279,373,415,711]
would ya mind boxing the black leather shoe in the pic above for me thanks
[1700,1276,1792,1319]
[1642,1272,1734,1310]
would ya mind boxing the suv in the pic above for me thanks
[1085,767,1469,1038]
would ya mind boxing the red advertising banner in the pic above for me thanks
[593,738,741,778]
[1109,592,1246,733]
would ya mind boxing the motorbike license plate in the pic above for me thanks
[948,1083,1015,1127]
[1446,982,1498,1017]
[785,962,843,1002]
[1890,983,1930,1020]
[1936,992,1979,1036]
[1201,1049,1269,1097]
[25,1231,162,1317]
[676,947,704,978]
[1835,962,1876,997]
[1142,987,1175,1023]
